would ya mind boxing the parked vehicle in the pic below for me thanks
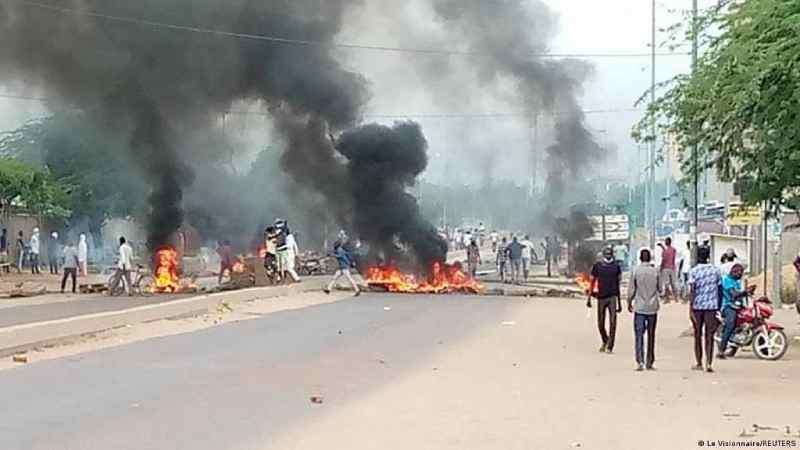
[716,296,788,360]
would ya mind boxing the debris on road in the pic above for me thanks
[383,306,392,311]
[12,354,28,363]
[570,442,582,448]
[722,412,741,418]
[310,396,324,404]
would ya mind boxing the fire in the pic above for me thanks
[152,246,181,293]
[257,246,268,258]
[574,272,596,295]
[367,262,483,294]
[232,260,246,273]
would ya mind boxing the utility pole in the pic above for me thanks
[649,0,657,249]
[528,112,539,200]
[690,0,700,265]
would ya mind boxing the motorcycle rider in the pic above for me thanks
[718,263,756,359]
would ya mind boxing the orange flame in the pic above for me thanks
[152,246,181,293]
[367,262,483,294]
[574,272,596,295]
[232,260,246,273]
[257,246,268,259]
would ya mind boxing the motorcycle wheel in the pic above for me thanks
[752,329,788,361]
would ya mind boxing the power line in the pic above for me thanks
[9,0,691,59]
[227,109,643,118]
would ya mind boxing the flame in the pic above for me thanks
[152,246,181,293]
[257,246,268,259]
[367,261,483,294]
[574,273,596,295]
[232,260,246,273]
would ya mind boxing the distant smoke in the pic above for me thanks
[336,121,447,267]
[429,0,607,223]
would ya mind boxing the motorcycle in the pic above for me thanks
[716,296,788,361]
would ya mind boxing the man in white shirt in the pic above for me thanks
[678,241,692,301]
[111,236,134,296]
[520,235,536,282]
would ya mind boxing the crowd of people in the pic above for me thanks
[0,225,92,293]
[589,241,755,373]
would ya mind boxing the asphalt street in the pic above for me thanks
[0,293,516,450]
[1,292,798,450]
[0,294,184,328]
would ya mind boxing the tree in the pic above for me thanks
[0,158,71,220]
[634,0,800,211]
[0,114,147,233]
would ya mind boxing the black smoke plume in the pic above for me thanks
[335,121,448,268]
[0,0,366,251]
[0,0,451,268]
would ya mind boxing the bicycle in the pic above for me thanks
[108,264,156,297]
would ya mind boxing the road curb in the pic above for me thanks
[0,281,326,358]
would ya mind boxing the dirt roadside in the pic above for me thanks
[263,299,800,450]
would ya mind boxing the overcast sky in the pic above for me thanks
[0,0,711,187]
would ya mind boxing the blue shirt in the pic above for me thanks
[721,275,742,310]
[688,264,721,310]
[334,246,352,269]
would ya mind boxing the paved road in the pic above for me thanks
[0,294,187,328]
[1,293,798,450]
[0,293,515,450]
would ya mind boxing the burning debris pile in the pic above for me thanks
[555,210,598,276]
[367,262,482,294]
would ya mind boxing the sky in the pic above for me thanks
[0,0,710,188]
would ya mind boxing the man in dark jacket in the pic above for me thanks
[324,240,360,296]
[506,237,524,284]
[589,246,623,353]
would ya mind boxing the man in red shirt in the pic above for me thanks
[659,237,679,303]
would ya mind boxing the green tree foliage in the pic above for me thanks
[0,114,147,232]
[634,0,800,210]
[0,158,71,219]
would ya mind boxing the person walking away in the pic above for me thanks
[659,237,678,303]
[110,237,134,296]
[718,263,755,359]
[627,248,662,371]
[794,250,800,305]
[507,237,524,284]
[61,240,80,294]
[217,240,233,284]
[490,231,499,253]
[542,237,553,278]
[274,220,301,283]
[78,233,88,276]
[496,237,509,283]
[589,247,622,353]
[0,228,8,273]
[520,235,535,281]
[466,239,481,277]
[678,241,692,302]
[29,227,41,274]
[48,231,60,275]
[15,230,25,273]
[285,229,301,282]
[614,244,629,271]
[687,246,722,372]
[324,241,360,296]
